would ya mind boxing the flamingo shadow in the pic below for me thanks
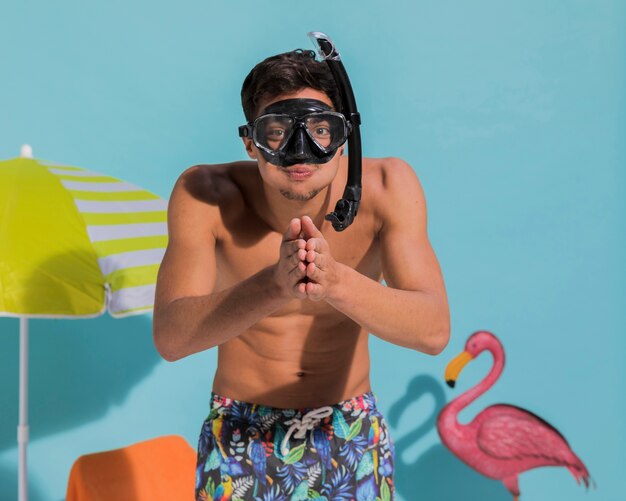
[388,374,508,501]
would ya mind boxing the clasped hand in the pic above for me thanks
[274,215,341,301]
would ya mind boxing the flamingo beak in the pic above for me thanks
[444,351,474,388]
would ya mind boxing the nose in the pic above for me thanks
[289,128,308,161]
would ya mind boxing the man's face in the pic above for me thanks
[242,88,345,202]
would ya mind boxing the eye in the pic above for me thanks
[308,120,331,136]
[313,124,330,134]
[314,126,330,136]
[265,128,286,139]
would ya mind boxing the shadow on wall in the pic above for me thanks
[0,247,163,450]
[0,312,159,500]
[0,250,163,499]
[389,374,508,501]
[0,462,44,501]
[0,314,160,450]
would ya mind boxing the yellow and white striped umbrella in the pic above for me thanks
[0,156,168,318]
[1,153,169,501]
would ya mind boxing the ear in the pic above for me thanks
[242,138,258,160]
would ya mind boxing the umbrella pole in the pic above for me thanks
[18,317,29,501]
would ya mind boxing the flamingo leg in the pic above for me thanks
[502,475,520,501]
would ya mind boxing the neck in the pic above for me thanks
[442,346,505,421]
[255,164,344,233]
[262,183,333,232]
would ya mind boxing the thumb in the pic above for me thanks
[301,215,322,238]
[283,218,302,241]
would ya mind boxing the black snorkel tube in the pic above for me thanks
[308,32,362,232]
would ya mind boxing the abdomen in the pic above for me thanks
[212,314,372,408]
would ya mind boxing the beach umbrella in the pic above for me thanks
[0,147,168,501]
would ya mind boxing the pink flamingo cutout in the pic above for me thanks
[437,331,592,500]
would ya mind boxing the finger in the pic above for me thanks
[299,260,308,276]
[289,248,307,267]
[294,281,307,298]
[305,281,323,301]
[281,238,306,259]
[305,238,316,252]
[306,261,322,282]
[305,237,327,253]
[299,261,308,275]
[308,251,324,270]
[289,262,307,282]
[283,218,302,241]
[305,249,319,264]
[301,215,323,239]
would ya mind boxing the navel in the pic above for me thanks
[296,371,305,377]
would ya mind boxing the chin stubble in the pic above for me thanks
[279,189,322,201]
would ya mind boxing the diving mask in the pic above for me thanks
[239,98,349,167]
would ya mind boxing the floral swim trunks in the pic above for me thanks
[195,391,395,500]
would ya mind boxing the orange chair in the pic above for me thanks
[66,435,196,501]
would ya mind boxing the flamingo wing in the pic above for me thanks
[476,404,578,465]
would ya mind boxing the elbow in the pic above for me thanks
[422,321,451,356]
[154,338,181,362]
[426,301,451,355]
[425,335,449,355]
[158,346,183,363]
[152,323,184,362]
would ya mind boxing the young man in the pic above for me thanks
[153,49,450,500]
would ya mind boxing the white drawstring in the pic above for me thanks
[281,406,334,457]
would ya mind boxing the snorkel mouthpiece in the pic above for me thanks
[325,185,361,230]
[308,31,362,232]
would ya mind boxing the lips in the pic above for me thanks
[284,166,314,174]
[283,168,315,180]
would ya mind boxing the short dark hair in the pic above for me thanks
[241,49,342,121]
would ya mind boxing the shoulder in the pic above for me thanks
[172,161,260,207]
[168,162,255,240]
[363,157,426,231]
[172,162,240,203]
[363,157,423,194]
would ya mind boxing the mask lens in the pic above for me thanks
[253,115,295,152]
[304,113,347,151]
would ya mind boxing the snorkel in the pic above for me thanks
[308,31,362,232]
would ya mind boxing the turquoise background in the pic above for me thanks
[1,1,624,500]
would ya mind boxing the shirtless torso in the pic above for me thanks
[176,156,383,408]
[213,156,383,408]
[154,106,448,410]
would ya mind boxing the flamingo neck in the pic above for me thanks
[447,346,504,415]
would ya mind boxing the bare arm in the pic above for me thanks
[327,267,448,354]
[152,166,291,361]
[154,271,289,362]
[324,159,450,354]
